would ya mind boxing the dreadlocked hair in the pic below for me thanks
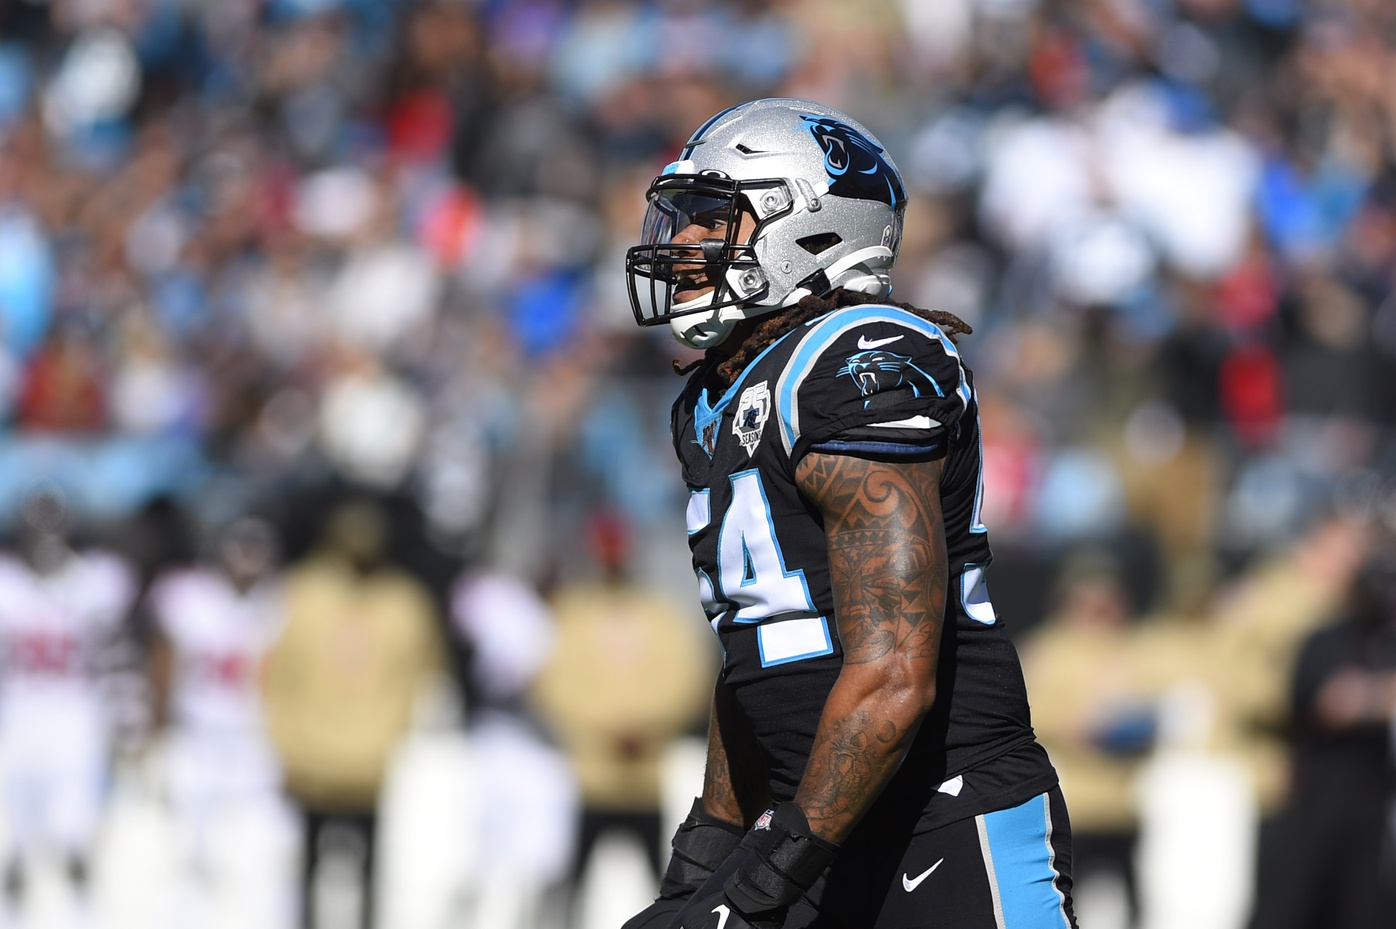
[685,289,973,388]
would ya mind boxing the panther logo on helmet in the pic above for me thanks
[803,116,905,209]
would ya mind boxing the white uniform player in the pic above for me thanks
[146,531,297,929]
[0,546,135,917]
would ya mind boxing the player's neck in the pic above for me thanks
[710,307,804,389]
[23,535,73,576]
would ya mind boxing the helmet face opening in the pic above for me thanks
[626,174,773,328]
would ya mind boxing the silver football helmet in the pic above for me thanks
[625,98,907,349]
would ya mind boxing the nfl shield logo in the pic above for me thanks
[699,419,721,457]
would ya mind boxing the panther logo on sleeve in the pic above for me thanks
[837,349,943,408]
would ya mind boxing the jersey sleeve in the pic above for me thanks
[145,571,184,638]
[83,551,138,630]
[0,557,23,621]
[774,305,972,462]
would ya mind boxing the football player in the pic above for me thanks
[621,99,1077,929]
[0,488,136,926]
[146,517,297,928]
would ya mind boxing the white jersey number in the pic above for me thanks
[687,470,815,624]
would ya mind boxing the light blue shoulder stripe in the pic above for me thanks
[775,305,971,456]
[708,327,802,416]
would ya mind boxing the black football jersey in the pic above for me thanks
[672,303,1056,829]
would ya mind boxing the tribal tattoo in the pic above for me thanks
[796,452,948,665]
[791,451,948,840]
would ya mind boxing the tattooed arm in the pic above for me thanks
[791,451,948,843]
[700,678,774,827]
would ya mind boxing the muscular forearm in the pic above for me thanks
[701,709,746,826]
[795,663,934,841]
[701,688,772,828]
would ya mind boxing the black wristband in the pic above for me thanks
[723,802,838,916]
[659,798,747,899]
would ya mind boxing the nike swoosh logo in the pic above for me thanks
[902,858,945,892]
[857,334,904,349]
[712,903,731,929]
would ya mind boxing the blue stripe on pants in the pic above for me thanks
[979,792,1071,929]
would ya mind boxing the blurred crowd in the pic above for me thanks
[2,0,1396,927]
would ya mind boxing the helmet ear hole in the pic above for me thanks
[796,268,833,297]
[796,232,842,255]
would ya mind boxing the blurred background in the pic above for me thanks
[1,0,1395,927]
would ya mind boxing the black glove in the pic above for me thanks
[674,803,837,929]
[620,896,687,929]
[674,891,770,929]
[621,798,746,929]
